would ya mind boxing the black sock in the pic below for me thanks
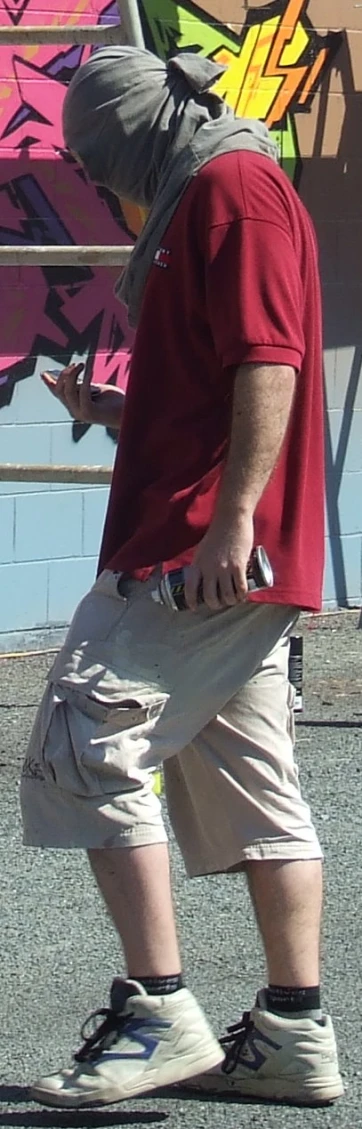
[137,974,184,995]
[267,985,322,1018]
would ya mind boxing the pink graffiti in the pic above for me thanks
[0,0,134,395]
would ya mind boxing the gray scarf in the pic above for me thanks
[63,46,278,328]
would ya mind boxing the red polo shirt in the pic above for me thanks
[98,150,324,611]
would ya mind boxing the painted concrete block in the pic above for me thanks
[334,346,362,411]
[0,561,48,632]
[328,473,362,537]
[14,490,83,563]
[325,346,362,413]
[0,424,52,500]
[337,218,362,287]
[323,286,362,352]
[0,496,15,564]
[82,488,110,557]
[328,409,362,473]
[324,535,361,608]
[315,221,338,281]
[50,420,116,468]
[0,482,49,498]
[0,423,51,466]
[47,556,98,625]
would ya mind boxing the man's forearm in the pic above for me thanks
[215,362,296,519]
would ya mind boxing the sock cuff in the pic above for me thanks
[267,985,321,1016]
[137,974,184,995]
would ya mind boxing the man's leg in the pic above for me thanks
[30,837,223,1108]
[88,843,182,976]
[246,858,322,987]
[164,644,343,1104]
[89,845,322,997]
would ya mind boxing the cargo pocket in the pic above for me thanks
[78,693,169,797]
[21,684,91,794]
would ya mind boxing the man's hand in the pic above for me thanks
[185,510,254,612]
[41,363,125,430]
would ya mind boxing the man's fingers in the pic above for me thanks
[41,364,84,410]
[184,565,202,612]
[217,569,239,607]
[42,363,83,386]
[185,564,246,612]
[231,565,248,600]
[187,566,248,613]
[201,574,223,612]
[60,367,82,418]
[78,364,94,411]
[40,363,106,424]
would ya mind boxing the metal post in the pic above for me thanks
[0,465,113,484]
[0,245,132,266]
[0,24,125,44]
[119,0,145,49]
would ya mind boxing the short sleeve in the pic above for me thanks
[206,218,305,372]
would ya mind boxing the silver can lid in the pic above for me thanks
[254,546,274,588]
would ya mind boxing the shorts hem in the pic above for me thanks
[184,840,323,878]
[22,827,169,849]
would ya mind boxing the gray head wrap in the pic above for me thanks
[63,46,278,328]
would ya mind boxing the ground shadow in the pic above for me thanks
[296,719,362,729]
[0,1114,166,1129]
[0,1090,167,1129]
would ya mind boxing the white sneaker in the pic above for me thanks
[184,990,344,1106]
[30,978,224,1108]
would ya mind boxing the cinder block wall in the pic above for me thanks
[0,359,114,641]
[0,1,360,647]
[0,0,133,648]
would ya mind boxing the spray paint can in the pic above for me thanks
[151,546,273,612]
[288,635,303,712]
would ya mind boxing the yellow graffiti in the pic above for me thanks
[0,85,12,105]
[212,0,328,129]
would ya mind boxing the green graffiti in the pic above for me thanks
[140,0,236,61]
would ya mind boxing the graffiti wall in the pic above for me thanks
[0,1,359,642]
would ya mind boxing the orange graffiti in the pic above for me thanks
[212,0,334,131]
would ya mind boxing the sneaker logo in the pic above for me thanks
[100,1018,172,1062]
[236,1028,282,1073]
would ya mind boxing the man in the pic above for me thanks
[21,46,343,1108]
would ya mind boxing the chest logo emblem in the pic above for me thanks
[153,246,171,269]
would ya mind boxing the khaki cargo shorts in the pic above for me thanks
[20,569,321,876]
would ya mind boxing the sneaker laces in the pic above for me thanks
[74,1007,134,1064]
[220,1011,254,1074]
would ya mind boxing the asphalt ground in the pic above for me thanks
[1,609,362,1129]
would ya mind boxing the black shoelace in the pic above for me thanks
[220,1011,254,1075]
[74,1008,134,1064]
